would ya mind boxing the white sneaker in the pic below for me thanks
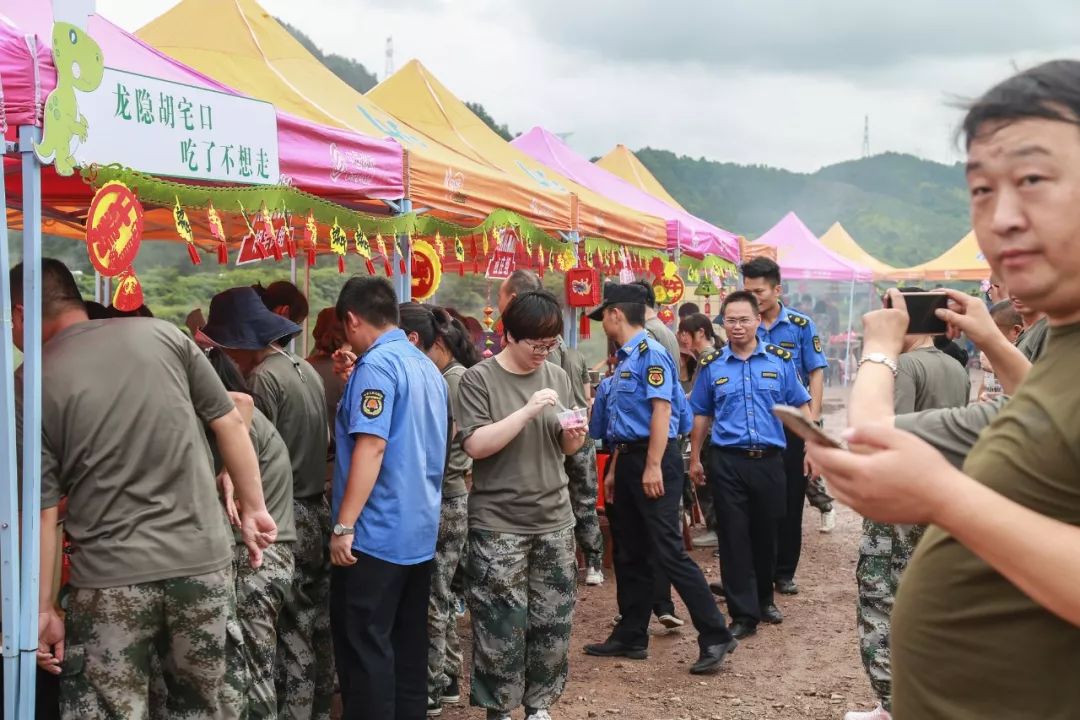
[656,613,685,629]
[585,567,604,586]
[527,710,552,720]
[819,509,836,533]
[844,703,891,720]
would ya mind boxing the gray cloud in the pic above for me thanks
[520,1,1080,72]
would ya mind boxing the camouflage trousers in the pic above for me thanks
[856,519,927,712]
[235,543,295,719]
[565,438,604,570]
[465,526,577,714]
[275,497,333,720]
[805,475,834,513]
[426,494,469,704]
[61,566,244,720]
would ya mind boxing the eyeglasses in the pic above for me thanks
[722,317,756,327]
[522,338,561,355]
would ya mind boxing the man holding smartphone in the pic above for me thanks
[689,291,814,640]
[738,258,829,594]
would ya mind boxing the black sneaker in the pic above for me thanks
[760,604,784,624]
[774,578,799,595]
[583,638,648,659]
[441,676,461,704]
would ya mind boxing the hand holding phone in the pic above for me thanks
[772,405,844,449]
[885,291,949,335]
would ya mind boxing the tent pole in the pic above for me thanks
[17,125,43,719]
[397,198,412,303]
[565,231,580,350]
[843,278,856,386]
[0,138,22,720]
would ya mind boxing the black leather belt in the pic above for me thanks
[712,446,781,459]
[613,438,677,454]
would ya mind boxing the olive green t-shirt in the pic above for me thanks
[646,316,680,363]
[892,322,1080,719]
[442,362,470,499]
[894,346,970,415]
[250,351,328,499]
[547,342,589,409]
[40,319,235,588]
[1015,316,1050,363]
[457,357,574,534]
[895,397,1008,470]
[209,407,298,544]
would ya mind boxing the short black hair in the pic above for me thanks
[961,60,1080,149]
[720,290,761,318]
[501,269,542,299]
[502,290,563,342]
[10,258,85,319]
[740,257,781,286]
[677,302,700,318]
[336,276,399,328]
[631,280,657,308]
[109,304,154,318]
[399,302,439,351]
[84,301,111,320]
[989,300,1023,327]
[205,347,250,394]
[610,302,645,327]
[257,280,309,324]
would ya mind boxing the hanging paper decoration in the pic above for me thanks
[433,231,446,258]
[303,211,318,267]
[329,219,348,273]
[485,226,520,280]
[208,202,227,264]
[482,305,495,358]
[695,274,719,315]
[373,234,392,276]
[658,307,676,325]
[112,267,144,312]
[172,197,199,265]
[86,181,144,277]
[410,240,443,301]
[279,207,296,259]
[454,236,465,277]
[397,237,408,275]
[653,261,685,306]
[686,265,700,284]
[555,249,577,272]
[566,267,601,340]
[354,229,376,275]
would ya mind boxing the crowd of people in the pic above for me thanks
[9,59,1080,720]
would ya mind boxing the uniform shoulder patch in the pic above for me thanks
[699,349,720,367]
[788,313,809,328]
[638,339,650,354]
[646,365,665,387]
[765,344,793,361]
[813,335,823,353]
[361,389,386,418]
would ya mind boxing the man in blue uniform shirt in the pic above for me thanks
[583,282,736,674]
[329,276,449,720]
[739,258,829,594]
[692,290,813,639]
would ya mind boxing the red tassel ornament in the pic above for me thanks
[186,243,201,265]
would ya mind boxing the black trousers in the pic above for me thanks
[710,449,786,626]
[609,442,731,650]
[606,504,677,617]
[774,429,808,583]
[330,551,433,720]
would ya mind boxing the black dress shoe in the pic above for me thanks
[689,638,738,674]
[774,578,799,595]
[708,581,725,597]
[583,638,648,660]
[729,621,757,640]
[761,604,784,624]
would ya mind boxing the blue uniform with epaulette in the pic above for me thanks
[690,339,811,629]
[757,303,828,590]
[602,330,732,653]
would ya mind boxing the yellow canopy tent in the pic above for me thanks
[819,222,911,280]
[136,0,579,235]
[368,61,668,250]
[891,231,989,282]
[595,145,685,211]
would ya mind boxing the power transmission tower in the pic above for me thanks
[862,115,870,158]
[384,37,394,79]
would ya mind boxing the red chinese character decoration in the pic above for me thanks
[565,266,600,339]
[86,181,146,313]
[411,240,442,301]
[112,267,144,312]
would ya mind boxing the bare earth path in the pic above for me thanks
[438,386,876,720]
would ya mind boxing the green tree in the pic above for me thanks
[466,101,515,141]
[278,20,378,93]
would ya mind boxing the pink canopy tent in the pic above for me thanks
[512,127,740,263]
[0,8,405,205]
[756,212,873,282]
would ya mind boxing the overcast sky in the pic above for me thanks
[98,0,1080,172]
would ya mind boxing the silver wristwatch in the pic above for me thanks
[332,523,355,536]
[858,353,899,377]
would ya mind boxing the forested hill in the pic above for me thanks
[634,149,970,267]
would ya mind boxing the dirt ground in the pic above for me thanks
[438,386,877,720]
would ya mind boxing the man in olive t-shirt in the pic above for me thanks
[21,258,273,720]
[202,286,332,720]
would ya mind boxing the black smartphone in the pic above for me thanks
[887,292,949,335]
[772,406,844,449]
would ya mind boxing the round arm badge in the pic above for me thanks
[647,365,665,387]
[813,335,823,354]
[361,389,385,418]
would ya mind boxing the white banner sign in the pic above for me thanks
[76,67,279,185]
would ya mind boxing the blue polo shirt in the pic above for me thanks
[333,328,449,565]
[756,304,828,386]
[589,376,612,441]
[606,330,680,442]
[689,341,811,449]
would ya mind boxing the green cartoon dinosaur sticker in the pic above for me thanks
[33,22,105,176]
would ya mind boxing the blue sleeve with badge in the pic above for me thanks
[589,377,611,441]
[640,345,676,402]
[794,312,828,379]
[344,361,396,441]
